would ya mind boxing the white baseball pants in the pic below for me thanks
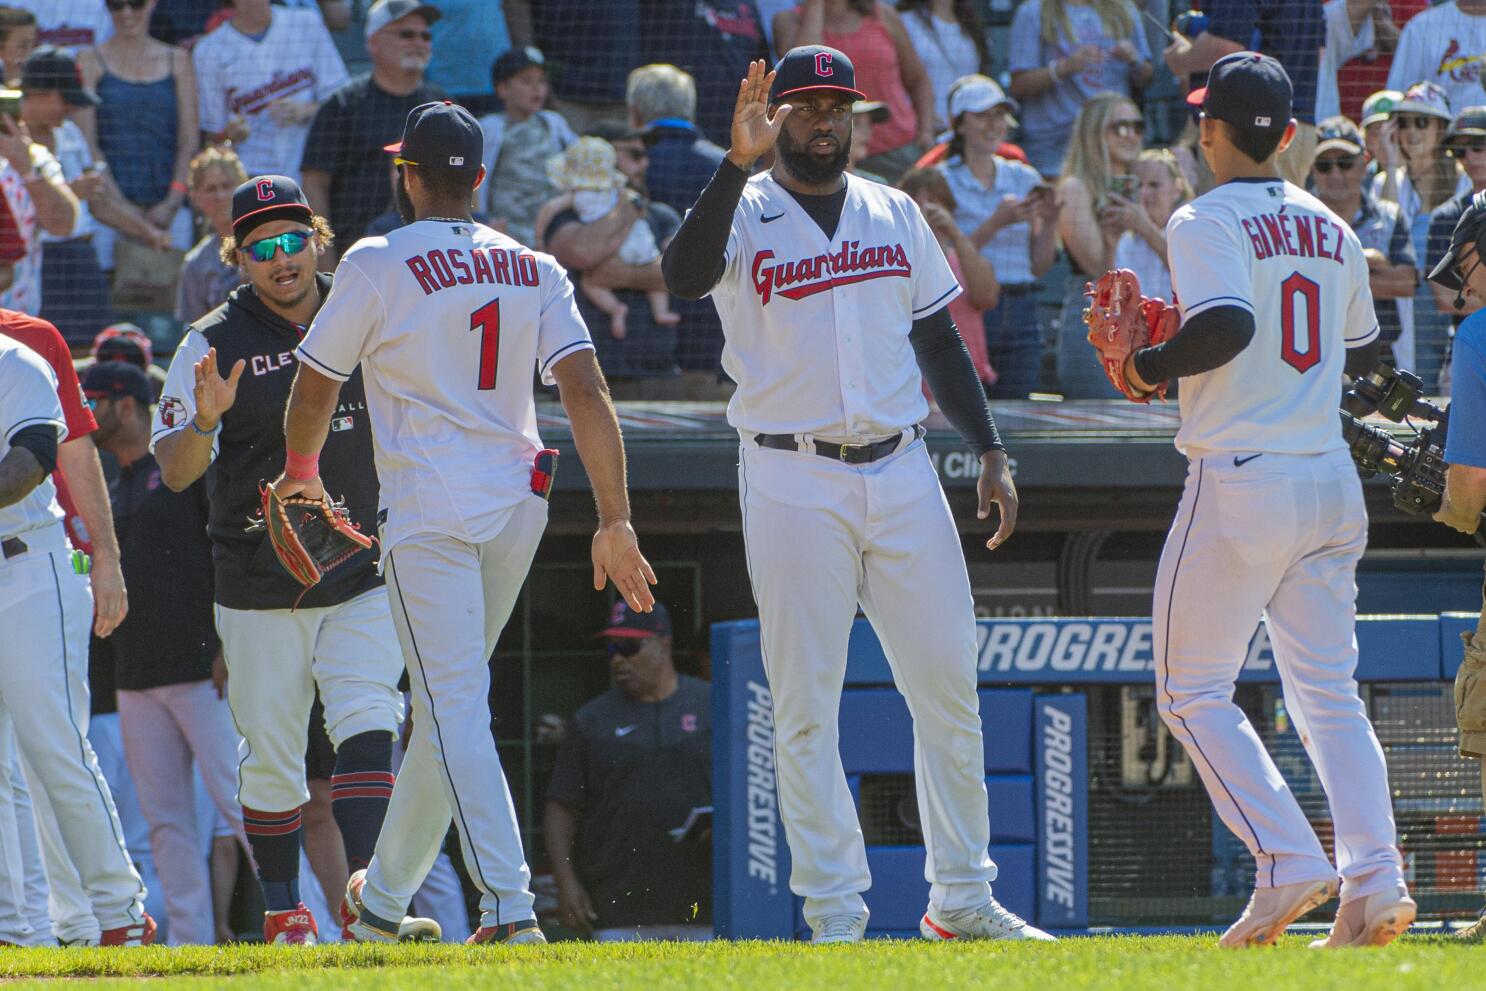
[738,435,995,926]
[0,536,146,932]
[215,588,405,812]
[359,498,547,931]
[1154,451,1405,901]
[118,680,248,945]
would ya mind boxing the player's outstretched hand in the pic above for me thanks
[592,519,658,612]
[728,59,791,170]
[978,450,1019,551]
[90,556,128,637]
[193,347,245,428]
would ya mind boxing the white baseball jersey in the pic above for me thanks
[11,0,110,51]
[192,8,349,180]
[0,336,66,538]
[296,220,593,556]
[1165,179,1379,457]
[709,172,961,439]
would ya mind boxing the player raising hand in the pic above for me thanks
[661,47,1042,944]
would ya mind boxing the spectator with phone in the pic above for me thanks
[936,75,1058,399]
[1109,148,1191,308]
[1053,92,1144,399]
[1007,0,1152,179]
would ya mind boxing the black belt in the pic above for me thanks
[1,537,27,560]
[754,426,920,465]
[999,283,1038,297]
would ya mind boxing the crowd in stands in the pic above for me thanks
[4,0,1484,946]
[6,0,1479,398]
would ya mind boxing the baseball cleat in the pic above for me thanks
[1220,877,1338,948]
[466,919,546,945]
[921,898,1055,941]
[810,913,868,944]
[99,913,157,947]
[263,905,319,945]
[1308,889,1416,949]
[340,869,442,943]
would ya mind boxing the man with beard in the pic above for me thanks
[301,0,446,261]
[151,176,425,946]
[661,49,1045,944]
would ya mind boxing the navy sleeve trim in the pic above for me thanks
[1181,295,1254,313]
[295,346,352,381]
[912,284,959,316]
[540,339,594,377]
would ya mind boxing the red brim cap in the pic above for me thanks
[1186,87,1206,107]
[774,84,868,102]
[597,627,656,639]
[383,141,403,153]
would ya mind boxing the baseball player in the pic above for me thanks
[1115,53,1412,948]
[151,177,413,946]
[275,100,655,945]
[0,334,152,946]
[662,51,1045,944]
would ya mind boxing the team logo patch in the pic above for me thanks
[331,415,354,432]
[159,396,186,428]
[815,51,833,77]
[750,240,912,305]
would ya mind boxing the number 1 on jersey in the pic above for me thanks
[471,298,500,390]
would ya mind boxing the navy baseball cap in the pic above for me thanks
[82,361,152,407]
[492,46,547,85]
[20,46,99,107]
[770,45,866,104]
[598,600,671,640]
[1197,51,1293,138]
[232,175,313,244]
[383,100,482,172]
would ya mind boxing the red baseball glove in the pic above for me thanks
[1083,269,1179,402]
[254,482,374,606]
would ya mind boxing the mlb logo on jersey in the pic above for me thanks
[331,415,354,432]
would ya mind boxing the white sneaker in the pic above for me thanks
[810,913,868,944]
[341,869,442,943]
[1308,888,1416,949]
[1220,877,1338,948]
[920,898,1055,941]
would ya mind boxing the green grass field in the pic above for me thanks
[0,935,1475,990]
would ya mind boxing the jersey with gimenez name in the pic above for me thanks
[295,219,593,556]
[708,171,961,441]
[1165,178,1379,458]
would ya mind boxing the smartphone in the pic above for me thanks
[0,89,20,121]
[1109,174,1137,200]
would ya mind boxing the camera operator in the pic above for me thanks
[1426,190,1486,941]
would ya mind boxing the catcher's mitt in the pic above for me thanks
[1083,268,1179,402]
[254,482,374,603]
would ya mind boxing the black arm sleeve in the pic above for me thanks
[910,307,1004,456]
[660,159,750,300]
[8,424,58,475]
[1344,338,1383,379]
[1132,305,1255,385]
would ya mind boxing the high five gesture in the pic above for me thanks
[727,60,792,171]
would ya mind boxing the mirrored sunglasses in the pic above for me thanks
[243,230,312,263]
[1108,120,1144,138]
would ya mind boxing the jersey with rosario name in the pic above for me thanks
[707,171,961,441]
[295,219,593,556]
[1165,178,1379,457]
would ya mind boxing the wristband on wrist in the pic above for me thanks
[189,415,218,437]
[169,180,188,195]
[1050,60,1063,82]
[284,446,319,481]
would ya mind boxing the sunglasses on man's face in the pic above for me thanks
[106,0,148,10]
[606,639,646,658]
[242,230,312,263]
[1394,114,1438,130]
[1452,137,1486,155]
[394,29,433,41]
[1313,156,1358,174]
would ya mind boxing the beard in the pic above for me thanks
[777,125,851,186]
[394,170,416,224]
